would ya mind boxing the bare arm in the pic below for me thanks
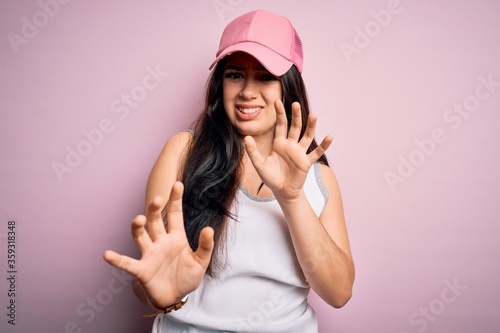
[103,132,215,309]
[132,131,193,307]
[144,131,193,211]
[276,165,354,308]
[244,100,354,308]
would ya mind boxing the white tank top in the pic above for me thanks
[152,163,329,333]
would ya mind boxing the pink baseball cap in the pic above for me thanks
[209,10,303,76]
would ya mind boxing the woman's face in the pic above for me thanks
[222,52,283,138]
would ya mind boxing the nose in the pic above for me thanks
[239,77,258,99]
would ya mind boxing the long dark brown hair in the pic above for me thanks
[165,57,328,276]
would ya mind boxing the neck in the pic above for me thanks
[242,130,274,158]
[240,131,274,196]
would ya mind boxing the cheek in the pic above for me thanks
[265,85,283,104]
[222,82,229,102]
[222,85,233,119]
[223,81,239,99]
[222,84,231,110]
[271,83,283,100]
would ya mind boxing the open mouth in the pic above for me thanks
[237,106,261,114]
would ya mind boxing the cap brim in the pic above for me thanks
[209,42,293,76]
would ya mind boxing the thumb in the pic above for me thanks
[103,250,140,277]
[243,135,264,169]
[193,226,215,269]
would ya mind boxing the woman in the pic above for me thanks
[104,9,354,333]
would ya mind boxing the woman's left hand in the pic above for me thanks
[244,100,333,201]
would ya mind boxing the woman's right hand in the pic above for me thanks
[103,181,214,308]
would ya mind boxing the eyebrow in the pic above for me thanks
[224,65,245,71]
[224,65,269,72]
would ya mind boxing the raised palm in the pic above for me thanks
[244,100,333,201]
[103,182,214,308]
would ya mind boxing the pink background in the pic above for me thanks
[1,0,499,332]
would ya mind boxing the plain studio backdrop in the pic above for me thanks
[1,0,499,332]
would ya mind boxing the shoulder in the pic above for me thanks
[155,130,194,176]
[154,131,194,166]
[318,163,336,187]
[317,163,342,204]
[160,131,194,155]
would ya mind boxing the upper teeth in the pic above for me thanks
[239,107,260,114]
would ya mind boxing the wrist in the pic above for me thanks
[142,295,189,319]
[147,292,186,310]
[274,188,306,205]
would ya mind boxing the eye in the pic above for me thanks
[224,71,243,79]
[260,73,279,81]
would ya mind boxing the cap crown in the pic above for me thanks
[214,10,303,74]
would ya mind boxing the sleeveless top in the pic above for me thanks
[152,163,329,333]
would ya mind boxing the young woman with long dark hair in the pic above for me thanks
[104,9,354,333]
